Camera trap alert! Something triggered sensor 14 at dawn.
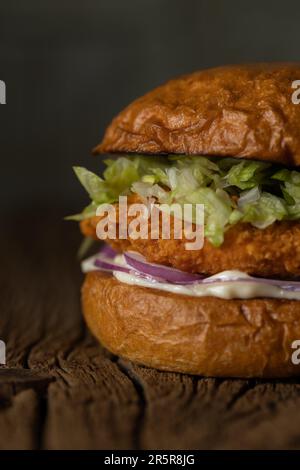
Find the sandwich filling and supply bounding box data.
[70,154,300,297]
[70,155,300,247]
[81,252,300,300]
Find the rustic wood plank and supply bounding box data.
[0,215,141,449]
[126,364,300,449]
[0,389,40,450]
[42,341,141,450]
[1,214,300,449]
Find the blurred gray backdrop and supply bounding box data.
[0,0,299,215]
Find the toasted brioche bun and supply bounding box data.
[82,272,300,378]
[95,63,300,166]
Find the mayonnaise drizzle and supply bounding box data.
[113,255,300,300]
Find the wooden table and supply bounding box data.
[1,214,300,450]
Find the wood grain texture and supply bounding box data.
[1,213,300,449]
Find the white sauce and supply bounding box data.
[82,253,300,300]
[112,255,300,301]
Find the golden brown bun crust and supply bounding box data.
[95,63,300,166]
[82,271,300,378]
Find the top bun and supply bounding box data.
[95,63,300,166]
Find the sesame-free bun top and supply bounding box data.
[95,63,300,166]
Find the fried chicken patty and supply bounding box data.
[80,198,300,279]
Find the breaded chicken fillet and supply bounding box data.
[80,201,300,279]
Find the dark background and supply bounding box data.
[0,0,300,217]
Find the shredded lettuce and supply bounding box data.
[240,192,287,228]
[73,157,166,204]
[186,187,233,246]
[67,156,168,220]
[225,160,271,189]
[70,155,300,247]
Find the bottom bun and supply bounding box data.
[82,272,300,378]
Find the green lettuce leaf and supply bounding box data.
[186,188,233,246]
[71,156,168,219]
[70,154,300,247]
[225,160,271,190]
[240,192,287,228]
[73,167,108,203]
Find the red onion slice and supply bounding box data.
[82,247,300,292]
[99,244,117,259]
[94,258,132,274]
[82,249,166,283]
[124,252,300,290]
[124,251,204,284]
[81,252,124,274]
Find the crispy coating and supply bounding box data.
[80,199,300,279]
